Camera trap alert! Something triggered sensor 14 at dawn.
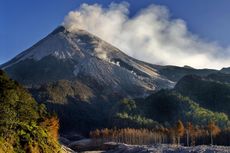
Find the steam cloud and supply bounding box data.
[64,2,230,69]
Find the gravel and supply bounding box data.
[105,144,230,153]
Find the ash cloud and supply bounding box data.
[63,2,230,69]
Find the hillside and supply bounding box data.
[154,65,217,82]
[175,74,230,116]
[0,70,61,153]
[143,90,229,127]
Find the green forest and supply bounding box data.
[0,70,60,153]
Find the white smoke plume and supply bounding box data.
[63,2,230,69]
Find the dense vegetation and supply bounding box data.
[175,74,230,116]
[144,90,229,127]
[3,68,230,147]
[31,79,94,104]
[44,101,109,134]
[0,70,61,153]
[30,78,230,146]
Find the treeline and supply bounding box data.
[90,128,167,145]
[90,121,230,146]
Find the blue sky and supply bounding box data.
[1,0,230,66]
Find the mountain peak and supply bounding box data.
[2,26,174,97]
[50,26,67,35]
[2,25,127,70]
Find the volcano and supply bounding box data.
[1,26,174,99]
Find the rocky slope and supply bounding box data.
[1,26,221,100]
[1,26,174,99]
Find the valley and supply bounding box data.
[1,26,230,152]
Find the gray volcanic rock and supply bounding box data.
[105,144,230,153]
[1,26,174,98]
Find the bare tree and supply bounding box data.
[208,122,221,145]
[186,122,193,146]
[176,120,185,146]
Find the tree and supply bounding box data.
[101,128,109,142]
[40,116,59,140]
[208,122,220,145]
[186,122,193,146]
[176,120,185,146]
[0,71,61,152]
[119,98,136,113]
[90,129,101,145]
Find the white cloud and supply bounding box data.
[63,2,230,69]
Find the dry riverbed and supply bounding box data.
[104,143,230,153]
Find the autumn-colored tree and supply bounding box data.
[101,128,109,141]
[190,124,198,146]
[89,128,167,145]
[94,129,101,139]
[88,125,229,146]
[176,120,185,146]
[90,129,100,138]
[208,122,221,145]
[40,116,59,140]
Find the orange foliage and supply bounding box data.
[40,116,59,141]
[208,122,221,136]
[175,120,185,145]
[90,128,168,145]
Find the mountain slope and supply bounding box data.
[1,26,173,98]
[0,70,61,152]
[152,65,218,82]
[142,90,229,127]
[175,75,230,116]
